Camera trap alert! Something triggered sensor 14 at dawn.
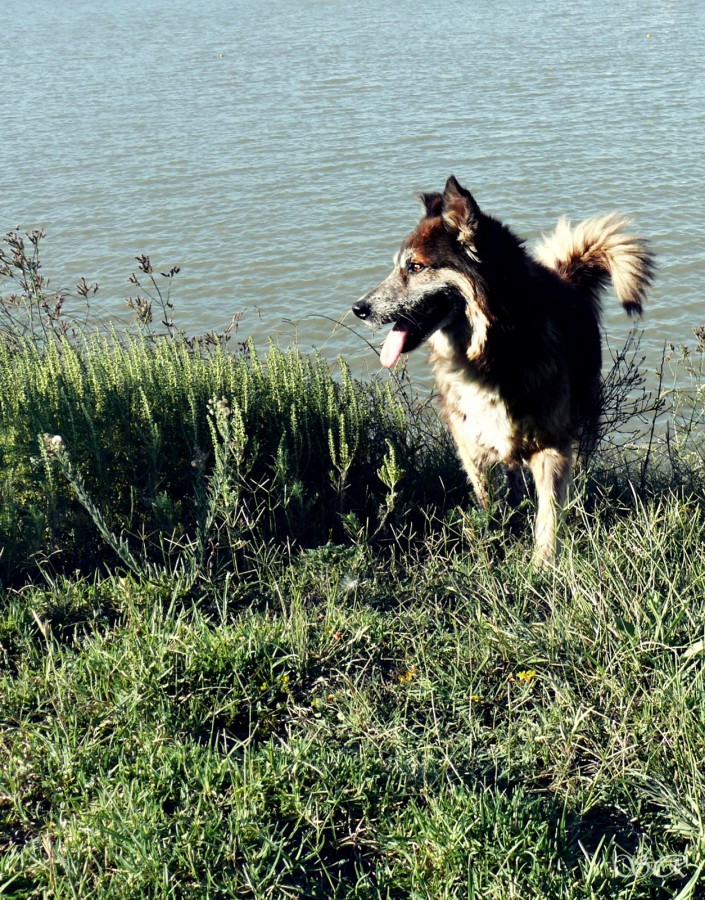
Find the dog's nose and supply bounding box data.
[352,299,372,320]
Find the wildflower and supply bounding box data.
[341,572,359,593]
[135,254,152,274]
[207,396,231,418]
[514,669,538,684]
[398,665,419,684]
[42,433,64,454]
[126,295,153,325]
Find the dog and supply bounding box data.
[352,176,654,564]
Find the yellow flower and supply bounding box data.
[398,665,419,684]
[514,669,537,684]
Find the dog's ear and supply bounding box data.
[414,191,444,218]
[441,175,480,244]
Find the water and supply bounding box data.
[1,0,703,386]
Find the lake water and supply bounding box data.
[1,0,703,386]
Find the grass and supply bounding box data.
[1,233,705,897]
[2,505,705,897]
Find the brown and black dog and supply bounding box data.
[353,176,654,564]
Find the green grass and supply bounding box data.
[2,501,705,897]
[1,250,705,896]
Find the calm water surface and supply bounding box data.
[1,0,703,384]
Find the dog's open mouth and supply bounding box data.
[379,289,460,368]
[381,321,434,368]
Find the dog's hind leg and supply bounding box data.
[529,447,573,566]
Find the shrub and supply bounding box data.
[0,330,467,585]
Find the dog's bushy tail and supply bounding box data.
[534,214,654,315]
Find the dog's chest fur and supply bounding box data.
[429,330,518,466]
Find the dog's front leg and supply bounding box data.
[454,449,491,510]
[467,462,492,510]
[443,417,491,508]
[528,447,573,565]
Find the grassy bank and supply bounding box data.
[2,238,705,897]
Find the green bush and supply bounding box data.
[0,333,465,585]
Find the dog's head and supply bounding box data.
[352,176,493,367]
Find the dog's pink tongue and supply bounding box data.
[380,325,408,368]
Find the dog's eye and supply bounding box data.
[407,261,426,274]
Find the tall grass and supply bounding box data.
[0,332,464,586]
[1,232,705,897]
